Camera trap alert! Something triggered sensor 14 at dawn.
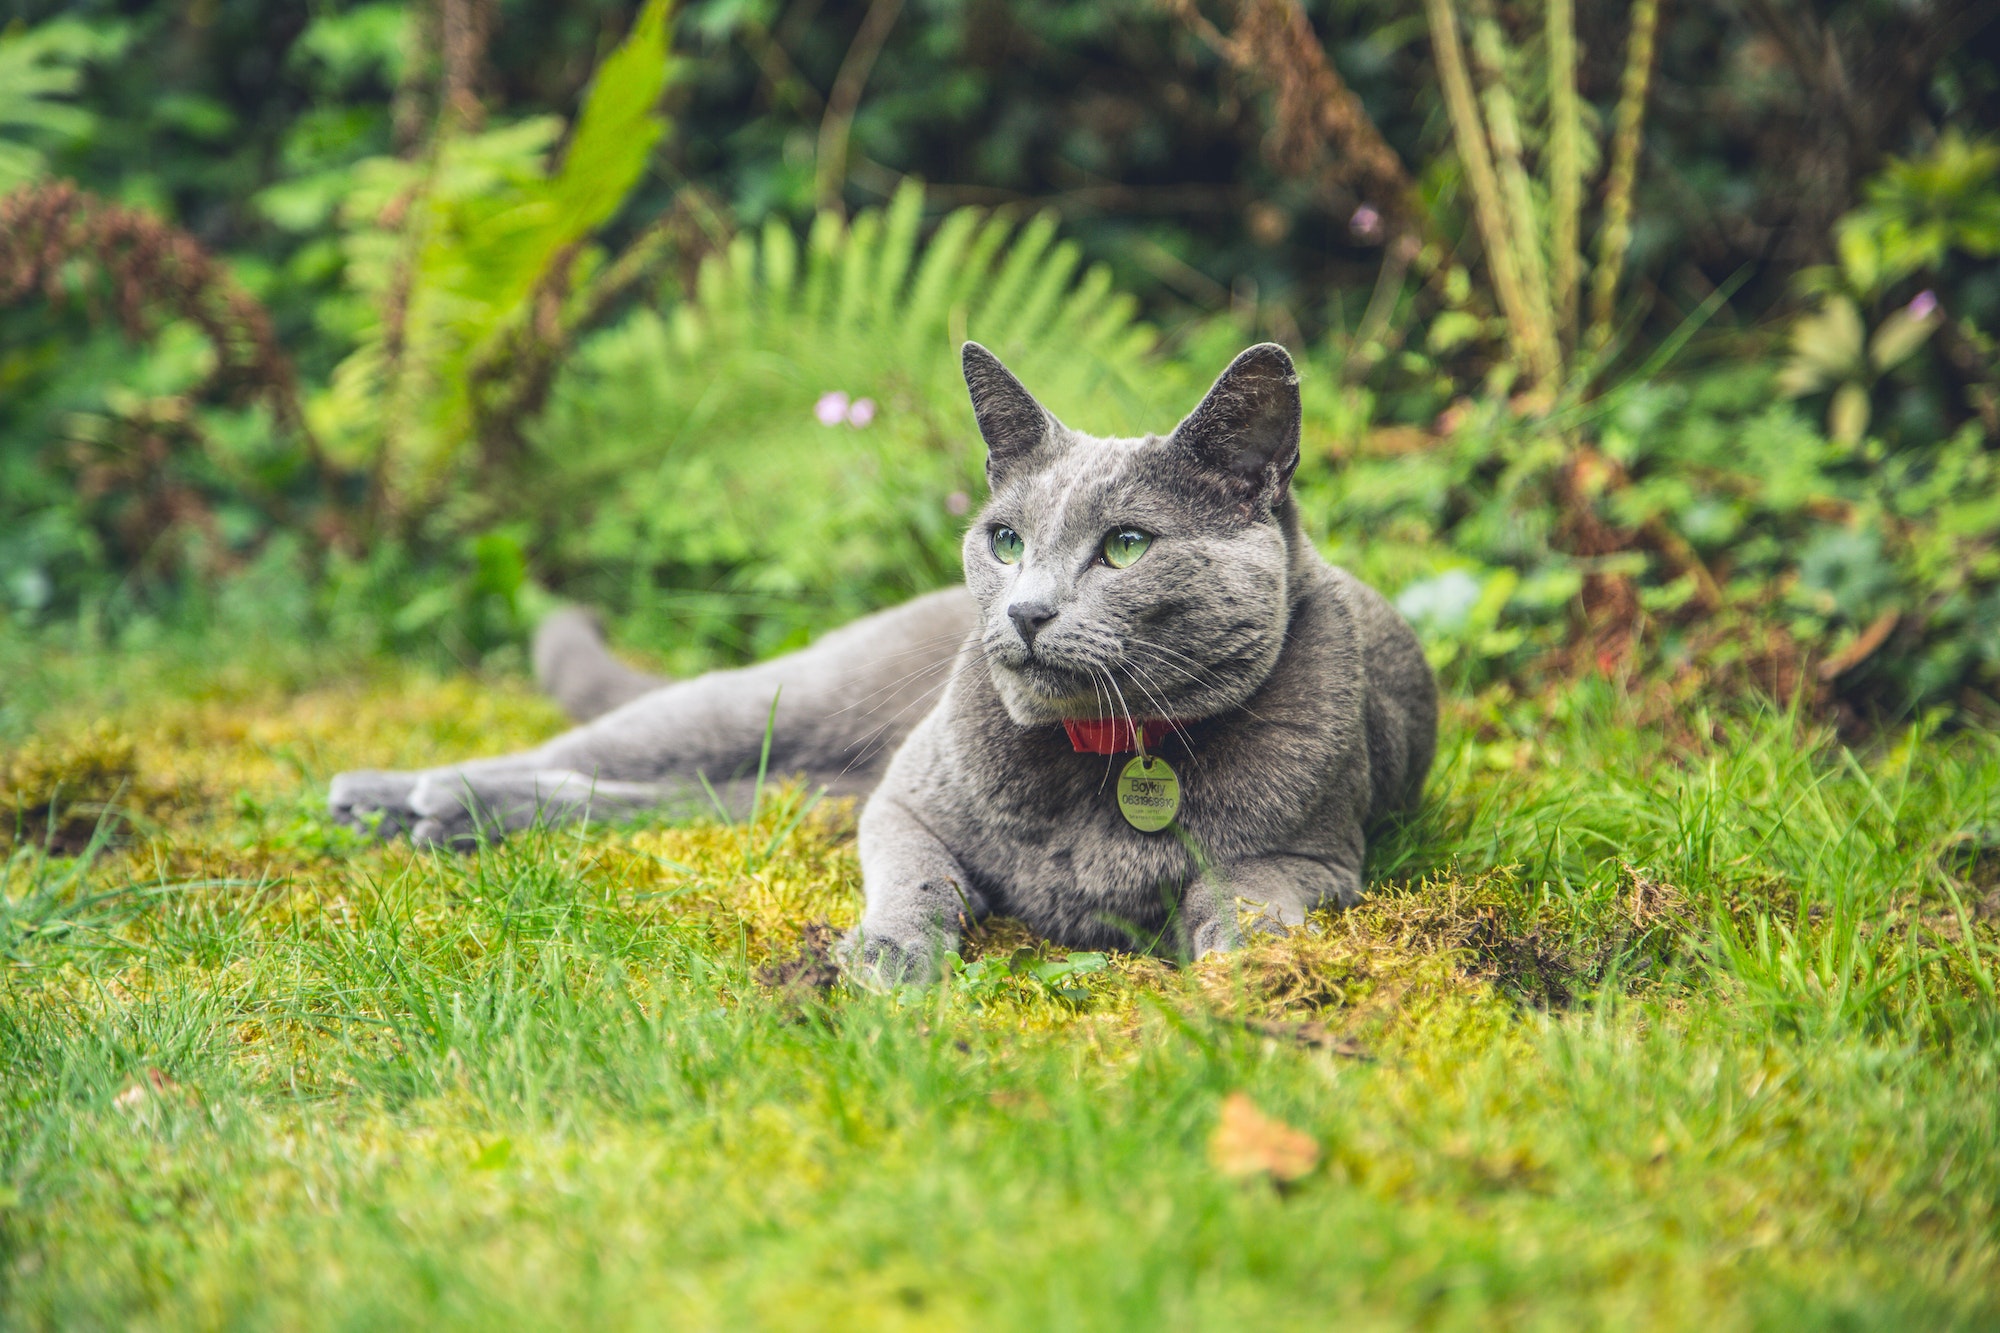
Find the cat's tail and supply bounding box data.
[531,607,670,722]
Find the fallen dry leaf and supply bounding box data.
[1208,1091,1321,1183]
[113,1067,184,1113]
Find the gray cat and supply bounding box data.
[328,342,1437,978]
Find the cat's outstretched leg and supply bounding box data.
[330,589,977,846]
[329,607,671,837]
[400,770,714,849]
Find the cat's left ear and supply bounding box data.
[1170,343,1301,509]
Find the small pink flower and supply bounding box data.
[945,490,971,516]
[814,391,850,426]
[1907,290,1939,321]
[1349,204,1383,242]
[846,397,876,427]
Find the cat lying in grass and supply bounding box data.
[330,342,1437,979]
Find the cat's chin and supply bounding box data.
[987,661,1101,726]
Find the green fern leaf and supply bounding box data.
[310,0,675,498]
[529,184,1174,661]
[0,19,128,190]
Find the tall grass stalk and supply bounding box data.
[1427,0,1664,390]
[1546,0,1583,350]
[1588,0,1660,351]
[1424,0,1559,388]
[1471,17,1560,386]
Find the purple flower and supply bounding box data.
[814,391,850,426]
[847,397,877,427]
[946,490,971,516]
[1906,290,1939,321]
[1349,204,1383,242]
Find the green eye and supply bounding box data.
[991,527,1024,564]
[1102,528,1153,569]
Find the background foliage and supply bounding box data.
[5,6,2000,1324]
[0,0,1997,713]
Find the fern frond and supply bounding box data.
[898,206,981,361]
[872,181,925,322]
[761,217,798,304]
[0,18,128,190]
[976,213,1061,356]
[801,211,844,327]
[314,0,675,503]
[832,209,881,336]
[530,184,1170,657]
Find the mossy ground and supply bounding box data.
[4,644,1999,1329]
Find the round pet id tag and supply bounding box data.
[1117,755,1180,832]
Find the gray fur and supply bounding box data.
[327,342,1436,978]
[533,607,668,722]
[329,589,976,846]
[848,342,1434,979]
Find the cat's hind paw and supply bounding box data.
[327,770,423,840]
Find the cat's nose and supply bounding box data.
[1008,600,1058,646]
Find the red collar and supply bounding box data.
[1062,717,1182,755]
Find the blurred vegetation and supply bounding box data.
[0,0,1997,718]
[5,9,2000,1320]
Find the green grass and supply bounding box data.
[3,645,1999,1330]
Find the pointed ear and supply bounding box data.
[1170,343,1302,507]
[963,341,1055,483]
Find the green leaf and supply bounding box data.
[1840,132,2000,290]
[1828,382,1871,446]
[1781,298,1866,398]
[0,17,128,189]
[1868,302,1941,372]
[311,0,676,496]
[1834,222,1879,295]
[1427,310,1485,354]
[543,0,674,254]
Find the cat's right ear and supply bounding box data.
[963,342,1054,483]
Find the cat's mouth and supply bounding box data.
[997,656,1100,707]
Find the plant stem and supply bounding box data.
[1342,231,1418,385]
[1547,0,1582,353]
[815,0,906,217]
[1424,0,1559,389]
[1589,0,1660,352]
[1472,16,1561,388]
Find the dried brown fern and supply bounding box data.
[0,180,326,469]
[1162,0,1427,238]
[0,180,353,563]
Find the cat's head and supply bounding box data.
[960,341,1303,727]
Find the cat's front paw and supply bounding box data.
[1188,915,1241,960]
[836,927,942,989]
[1188,901,1300,959]
[328,770,422,840]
